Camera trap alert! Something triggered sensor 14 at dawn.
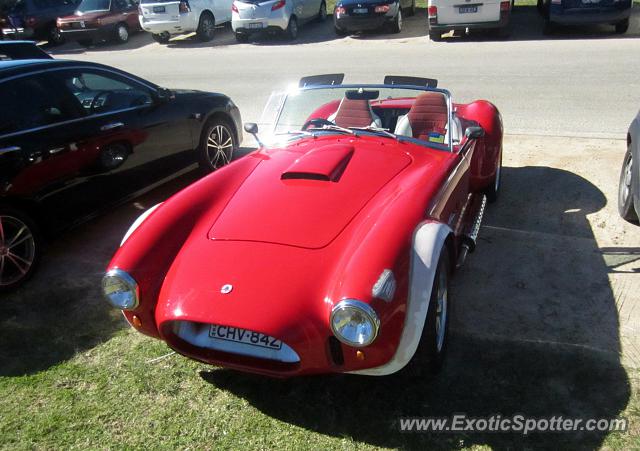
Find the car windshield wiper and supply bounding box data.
[348,126,402,141]
[319,124,356,135]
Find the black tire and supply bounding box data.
[484,150,502,203]
[0,208,42,292]
[114,22,129,44]
[618,145,639,222]
[235,32,249,42]
[408,0,416,16]
[410,247,451,374]
[78,38,93,47]
[391,8,402,33]
[429,30,442,41]
[152,32,170,43]
[334,25,347,36]
[47,24,64,46]
[318,0,327,21]
[196,12,216,42]
[615,18,629,34]
[285,16,298,40]
[198,117,237,172]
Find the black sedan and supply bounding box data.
[333,0,414,35]
[0,58,243,290]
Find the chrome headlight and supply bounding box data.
[330,299,380,347]
[102,269,139,310]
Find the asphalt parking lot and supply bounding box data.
[2,4,640,449]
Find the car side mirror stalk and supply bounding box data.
[244,122,264,147]
[155,87,174,103]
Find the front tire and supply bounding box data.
[196,12,216,42]
[391,8,402,33]
[199,118,237,172]
[152,32,170,44]
[285,16,298,40]
[618,145,639,222]
[114,22,129,43]
[615,18,629,34]
[0,208,42,292]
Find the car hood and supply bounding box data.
[208,138,412,249]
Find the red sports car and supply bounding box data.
[102,75,503,377]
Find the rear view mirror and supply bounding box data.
[465,126,485,140]
[244,122,258,135]
[155,87,174,102]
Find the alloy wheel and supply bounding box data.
[620,153,633,206]
[118,25,129,42]
[0,215,36,288]
[207,125,234,169]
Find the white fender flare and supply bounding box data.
[120,203,162,247]
[349,221,452,376]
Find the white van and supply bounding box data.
[427,0,512,40]
[139,0,232,43]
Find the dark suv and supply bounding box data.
[1,0,80,44]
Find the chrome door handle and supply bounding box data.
[100,122,124,131]
[0,146,20,156]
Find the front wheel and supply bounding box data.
[0,208,42,292]
[618,145,638,222]
[285,16,298,40]
[152,32,170,43]
[199,118,237,172]
[391,8,402,33]
[615,18,629,34]
[196,13,215,42]
[114,23,129,43]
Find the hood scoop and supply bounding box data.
[281,144,354,182]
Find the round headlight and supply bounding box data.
[330,299,380,347]
[102,269,139,310]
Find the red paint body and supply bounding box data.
[108,96,503,377]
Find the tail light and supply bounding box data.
[179,1,190,13]
[271,0,285,11]
[335,6,346,14]
[231,2,238,12]
[374,4,390,12]
[500,1,510,11]
[427,5,437,17]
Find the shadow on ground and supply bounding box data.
[201,165,631,449]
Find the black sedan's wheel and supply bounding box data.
[115,23,129,43]
[391,8,402,33]
[152,32,170,44]
[196,12,216,42]
[618,145,638,222]
[199,118,237,171]
[0,209,41,292]
[285,16,298,40]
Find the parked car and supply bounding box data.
[0,40,51,59]
[0,0,80,44]
[0,58,243,291]
[231,0,326,42]
[538,0,631,34]
[619,112,639,223]
[427,0,512,40]
[333,0,414,35]
[57,0,141,46]
[102,74,503,377]
[138,0,232,43]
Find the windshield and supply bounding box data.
[259,85,453,150]
[77,0,110,12]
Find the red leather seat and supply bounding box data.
[407,92,448,141]
[333,98,376,128]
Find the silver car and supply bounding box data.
[231,0,326,41]
[619,111,640,224]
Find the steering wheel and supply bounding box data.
[90,91,111,112]
[302,118,335,131]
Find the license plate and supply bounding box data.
[153,6,165,13]
[459,5,478,13]
[209,324,282,350]
[248,22,263,29]
[353,7,368,13]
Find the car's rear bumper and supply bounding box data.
[232,16,289,32]
[429,12,510,30]
[549,5,631,25]
[334,13,395,31]
[139,15,196,35]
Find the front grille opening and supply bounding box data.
[328,336,344,366]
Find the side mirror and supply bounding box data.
[465,126,485,140]
[244,122,263,147]
[155,87,174,103]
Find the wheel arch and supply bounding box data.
[0,197,48,238]
[202,110,239,145]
